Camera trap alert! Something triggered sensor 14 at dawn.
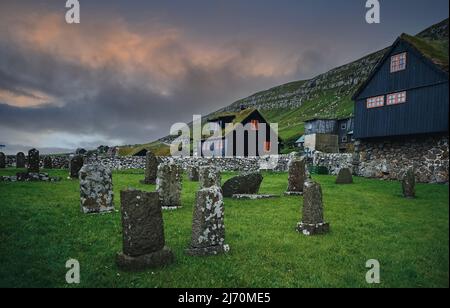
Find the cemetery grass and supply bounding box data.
[0,168,448,288]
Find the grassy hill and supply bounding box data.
[121,18,449,155]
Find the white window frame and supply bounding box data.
[366,95,385,109]
[390,52,407,73]
[387,91,407,106]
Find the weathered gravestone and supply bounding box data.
[156,160,183,209]
[28,149,40,173]
[16,152,26,168]
[187,166,199,182]
[221,172,263,198]
[140,151,158,184]
[116,189,174,271]
[186,185,229,256]
[79,164,114,214]
[43,156,53,169]
[335,168,353,184]
[402,167,416,199]
[199,166,221,189]
[296,180,330,236]
[70,155,84,178]
[0,152,5,169]
[285,157,307,195]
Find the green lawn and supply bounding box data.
[0,168,448,288]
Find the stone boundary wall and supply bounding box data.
[312,152,353,175]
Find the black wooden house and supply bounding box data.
[353,33,449,139]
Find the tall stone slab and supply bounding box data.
[156,160,183,209]
[402,167,416,199]
[70,155,84,178]
[28,149,40,173]
[43,156,53,169]
[199,166,221,189]
[335,168,353,184]
[285,157,307,195]
[187,166,200,182]
[140,151,158,184]
[116,189,174,271]
[16,152,26,168]
[296,180,330,236]
[79,164,114,214]
[0,152,5,169]
[186,185,229,256]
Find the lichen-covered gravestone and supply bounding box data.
[79,164,114,214]
[296,180,330,236]
[335,168,353,184]
[28,149,40,173]
[187,166,199,182]
[43,156,53,169]
[70,155,84,178]
[186,185,229,256]
[140,151,158,184]
[402,167,416,199]
[156,160,183,209]
[285,157,307,195]
[199,166,221,189]
[16,152,26,168]
[116,189,174,271]
[221,172,263,197]
[0,152,5,169]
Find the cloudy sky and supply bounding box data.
[0,0,448,154]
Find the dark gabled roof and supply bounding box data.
[352,34,449,100]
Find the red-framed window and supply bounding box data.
[387,91,407,105]
[264,141,271,152]
[390,52,407,72]
[250,120,259,130]
[366,95,385,109]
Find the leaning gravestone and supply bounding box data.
[199,166,221,189]
[296,180,330,236]
[0,152,5,169]
[221,172,263,198]
[79,164,114,214]
[43,156,53,169]
[402,167,416,199]
[186,185,229,256]
[140,151,158,184]
[285,157,307,195]
[70,155,84,178]
[16,152,26,168]
[335,168,353,184]
[28,149,40,173]
[116,189,174,271]
[156,160,183,209]
[187,166,199,182]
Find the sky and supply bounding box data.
[0,0,448,154]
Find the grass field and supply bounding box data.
[0,168,448,288]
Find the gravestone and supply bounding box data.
[221,172,263,198]
[187,166,199,182]
[79,164,114,214]
[0,152,5,169]
[140,151,158,184]
[16,152,26,168]
[43,156,53,169]
[156,160,183,209]
[70,155,84,178]
[335,168,353,184]
[116,189,174,271]
[296,180,330,236]
[402,167,416,199]
[199,166,221,189]
[186,185,229,256]
[28,149,40,173]
[285,157,307,195]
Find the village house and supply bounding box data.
[352,33,449,182]
[198,107,280,157]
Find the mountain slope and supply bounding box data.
[123,18,449,155]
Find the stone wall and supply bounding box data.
[312,152,353,175]
[354,134,449,183]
